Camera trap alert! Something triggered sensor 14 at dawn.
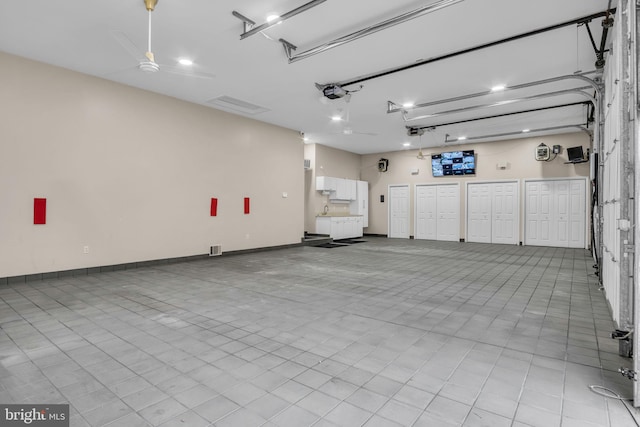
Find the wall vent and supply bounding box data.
[304,159,311,170]
[206,96,270,115]
[209,245,222,256]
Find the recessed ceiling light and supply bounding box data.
[402,102,415,108]
[458,136,467,141]
[403,142,411,147]
[331,115,342,122]
[522,129,530,133]
[491,84,506,92]
[266,14,281,23]
[178,58,193,66]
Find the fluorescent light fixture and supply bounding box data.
[178,58,193,66]
[522,129,530,133]
[266,14,281,23]
[403,142,411,147]
[458,136,467,141]
[402,102,415,108]
[491,84,506,92]
[331,115,342,121]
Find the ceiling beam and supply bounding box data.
[327,9,616,89]
[406,101,590,131]
[233,0,327,40]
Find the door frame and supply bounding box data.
[388,184,410,239]
[523,177,589,249]
[465,179,520,244]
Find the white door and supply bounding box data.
[467,183,492,243]
[492,182,518,245]
[554,180,570,246]
[526,181,553,246]
[415,185,437,240]
[568,180,586,248]
[389,185,410,238]
[437,185,460,241]
[525,179,586,248]
[467,182,518,244]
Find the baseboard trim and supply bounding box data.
[1,242,304,285]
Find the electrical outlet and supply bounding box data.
[83,246,89,254]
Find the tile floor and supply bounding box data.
[0,237,638,426]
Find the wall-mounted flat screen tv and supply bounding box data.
[566,146,585,163]
[432,150,475,176]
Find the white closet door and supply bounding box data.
[568,180,586,248]
[389,185,410,238]
[437,185,460,241]
[525,179,586,248]
[554,180,570,246]
[492,182,518,244]
[467,184,492,243]
[526,181,553,246]
[415,185,437,240]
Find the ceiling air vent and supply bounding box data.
[206,95,269,115]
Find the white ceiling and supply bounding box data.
[0,0,613,154]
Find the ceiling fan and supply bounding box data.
[408,127,436,159]
[110,0,215,79]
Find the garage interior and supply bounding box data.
[1,0,639,426]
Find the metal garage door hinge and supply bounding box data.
[619,367,637,381]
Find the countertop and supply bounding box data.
[316,213,363,217]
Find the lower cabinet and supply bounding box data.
[316,216,363,240]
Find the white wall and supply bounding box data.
[360,133,591,240]
[0,52,304,278]
[304,143,361,233]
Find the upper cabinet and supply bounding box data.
[316,176,337,192]
[333,178,357,201]
[316,176,358,202]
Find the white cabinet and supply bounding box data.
[350,181,369,227]
[316,176,337,192]
[315,216,364,240]
[331,178,357,202]
[316,176,358,202]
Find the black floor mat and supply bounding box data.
[334,239,367,244]
[313,242,350,248]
